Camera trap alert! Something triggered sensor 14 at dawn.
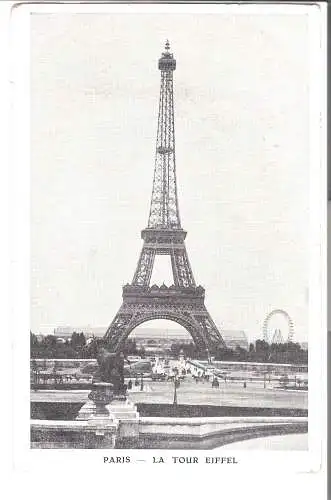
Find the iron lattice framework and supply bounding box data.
[148,41,180,230]
[104,42,226,356]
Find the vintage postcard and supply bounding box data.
[9,0,326,485]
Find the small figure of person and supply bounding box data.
[128,379,132,390]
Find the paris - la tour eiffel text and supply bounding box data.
[104,42,226,358]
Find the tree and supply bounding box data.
[79,332,86,347]
[235,346,247,361]
[170,343,181,357]
[30,331,38,347]
[255,339,269,353]
[182,342,199,359]
[214,347,236,361]
[138,346,146,358]
[70,332,79,349]
[43,335,57,347]
[123,339,138,356]
[31,359,39,383]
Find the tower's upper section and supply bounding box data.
[158,40,176,71]
[147,41,181,230]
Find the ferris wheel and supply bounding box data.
[262,309,295,343]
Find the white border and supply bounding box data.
[8,0,327,484]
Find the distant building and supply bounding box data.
[221,330,249,351]
[131,328,192,350]
[56,337,66,344]
[53,326,106,339]
[53,325,249,351]
[272,329,284,344]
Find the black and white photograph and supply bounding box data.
[8,1,326,473]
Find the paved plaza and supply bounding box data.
[31,377,307,410]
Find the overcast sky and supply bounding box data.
[31,11,311,342]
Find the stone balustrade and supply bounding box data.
[31,414,307,450]
[31,419,118,449]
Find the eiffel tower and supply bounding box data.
[104,42,226,357]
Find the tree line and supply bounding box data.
[172,339,308,365]
[30,332,307,365]
[30,332,146,359]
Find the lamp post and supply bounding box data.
[173,368,179,407]
[140,373,144,392]
[220,377,222,406]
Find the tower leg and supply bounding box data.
[104,308,136,353]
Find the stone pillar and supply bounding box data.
[107,395,140,448]
[76,384,140,448]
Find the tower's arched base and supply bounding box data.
[104,284,226,356]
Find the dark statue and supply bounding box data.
[85,339,128,395]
